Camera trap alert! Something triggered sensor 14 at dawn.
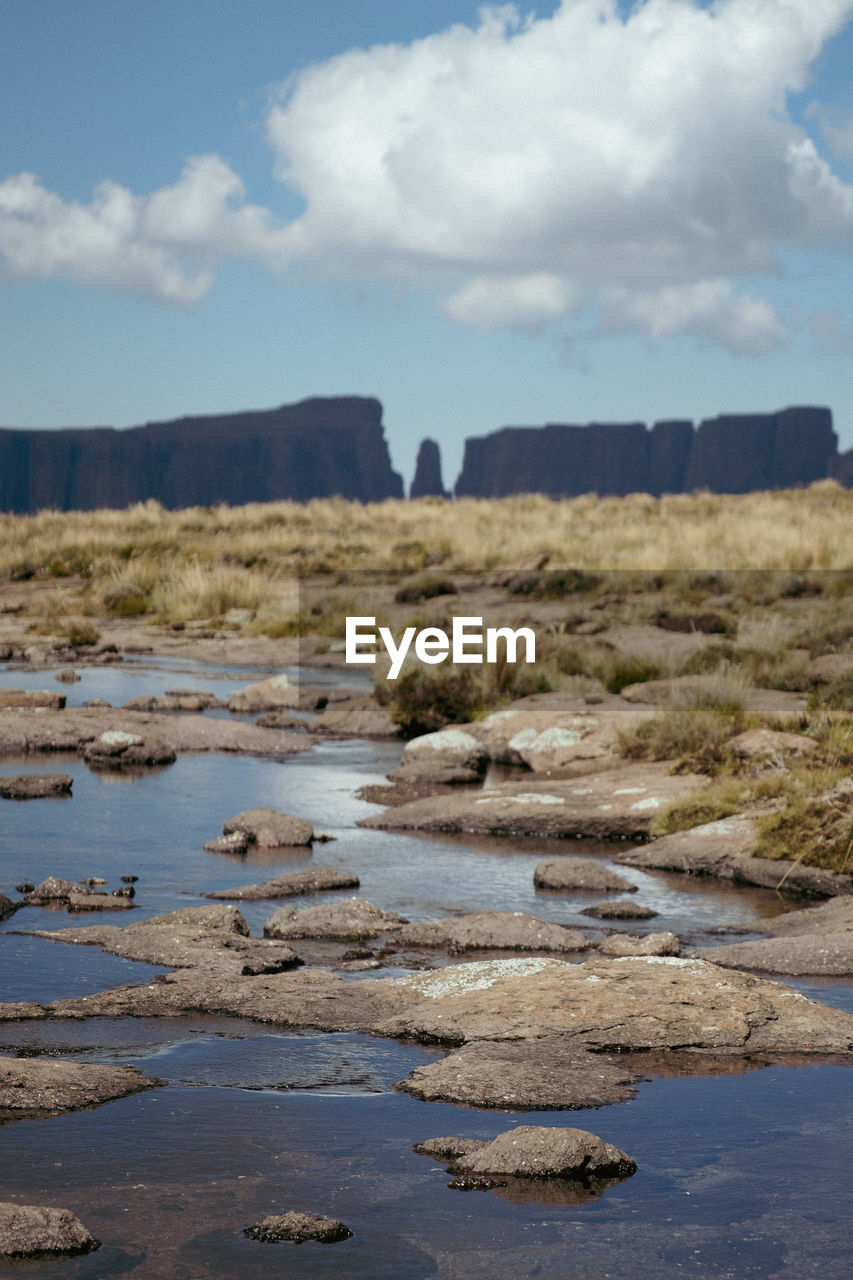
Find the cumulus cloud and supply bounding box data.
[2,0,853,350]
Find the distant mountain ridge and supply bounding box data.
[0,398,846,513]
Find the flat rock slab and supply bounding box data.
[693,933,853,976]
[0,706,314,759]
[399,1036,639,1109]
[0,1204,99,1257]
[581,900,658,920]
[15,956,853,1069]
[453,1125,636,1180]
[762,896,853,937]
[534,857,637,892]
[617,816,853,898]
[392,910,589,954]
[598,932,680,957]
[243,1212,352,1243]
[0,773,72,799]
[203,866,360,901]
[0,1055,157,1122]
[31,904,302,976]
[222,807,314,848]
[359,764,706,840]
[619,677,808,720]
[373,956,853,1053]
[264,897,407,941]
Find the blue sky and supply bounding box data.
[2,0,853,488]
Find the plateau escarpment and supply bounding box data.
[0,396,403,513]
[453,406,837,498]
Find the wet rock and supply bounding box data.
[598,932,680,957]
[243,1211,352,1243]
[26,877,79,903]
[414,1136,487,1159]
[0,1203,100,1257]
[123,693,224,712]
[121,875,138,883]
[222,807,314,848]
[0,1055,157,1121]
[228,674,297,713]
[0,894,15,921]
[452,1125,636,1181]
[82,730,176,768]
[55,668,81,684]
[204,831,250,855]
[0,689,65,709]
[617,816,853,897]
[264,897,407,941]
[0,773,73,799]
[31,904,300,976]
[256,710,309,730]
[534,857,637,892]
[400,1037,639,1108]
[763,896,853,937]
[25,877,135,912]
[360,763,706,840]
[311,696,398,738]
[581,900,658,920]
[67,892,135,913]
[393,910,589,954]
[204,866,360,901]
[15,882,34,894]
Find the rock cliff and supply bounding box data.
[409,438,448,498]
[0,397,404,513]
[454,407,836,498]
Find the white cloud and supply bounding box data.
[2,0,853,351]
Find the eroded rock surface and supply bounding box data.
[618,816,853,898]
[453,1125,636,1180]
[264,897,407,941]
[204,866,359,901]
[360,764,706,840]
[598,932,680,957]
[392,910,589,954]
[0,1204,99,1257]
[311,697,398,738]
[0,1055,157,1122]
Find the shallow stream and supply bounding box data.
[1,659,852,1278]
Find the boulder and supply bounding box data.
[0,1203,99,1257]
[0,689,65,709]
[729,728,817,762]
[394,727,487,784]
[203,866,360,901]
[222,807,313,848]
[533,857,637,892]
[311,697,398,738]
[264,897,407,941]
[598,932,680,957]
[452,1125,636,1180]
[392,910,589,954]
[243,1212,352,1243]
[470,695,656,775]
[0,773,72,799]
[359,763,707,840]
[0,1055,157,1121]
[581,900,658,920]
[401,1037,639,1109]
[228,674,296,713]
[82,731,176,768]
[0,894,15,921]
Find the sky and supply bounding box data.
[2,0,853,489]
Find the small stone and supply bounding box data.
[581,900,658,920]
[121,875,139,883]
[533,857,637,893]
[242,1211,352,1243]
[204,831,249,855]
[15,883,34,895]
[598,931,681,957]
[55,669,81,684]
[414,1137,488,1160]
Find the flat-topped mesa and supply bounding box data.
[0,396,404,513]
[454,407,837,498]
